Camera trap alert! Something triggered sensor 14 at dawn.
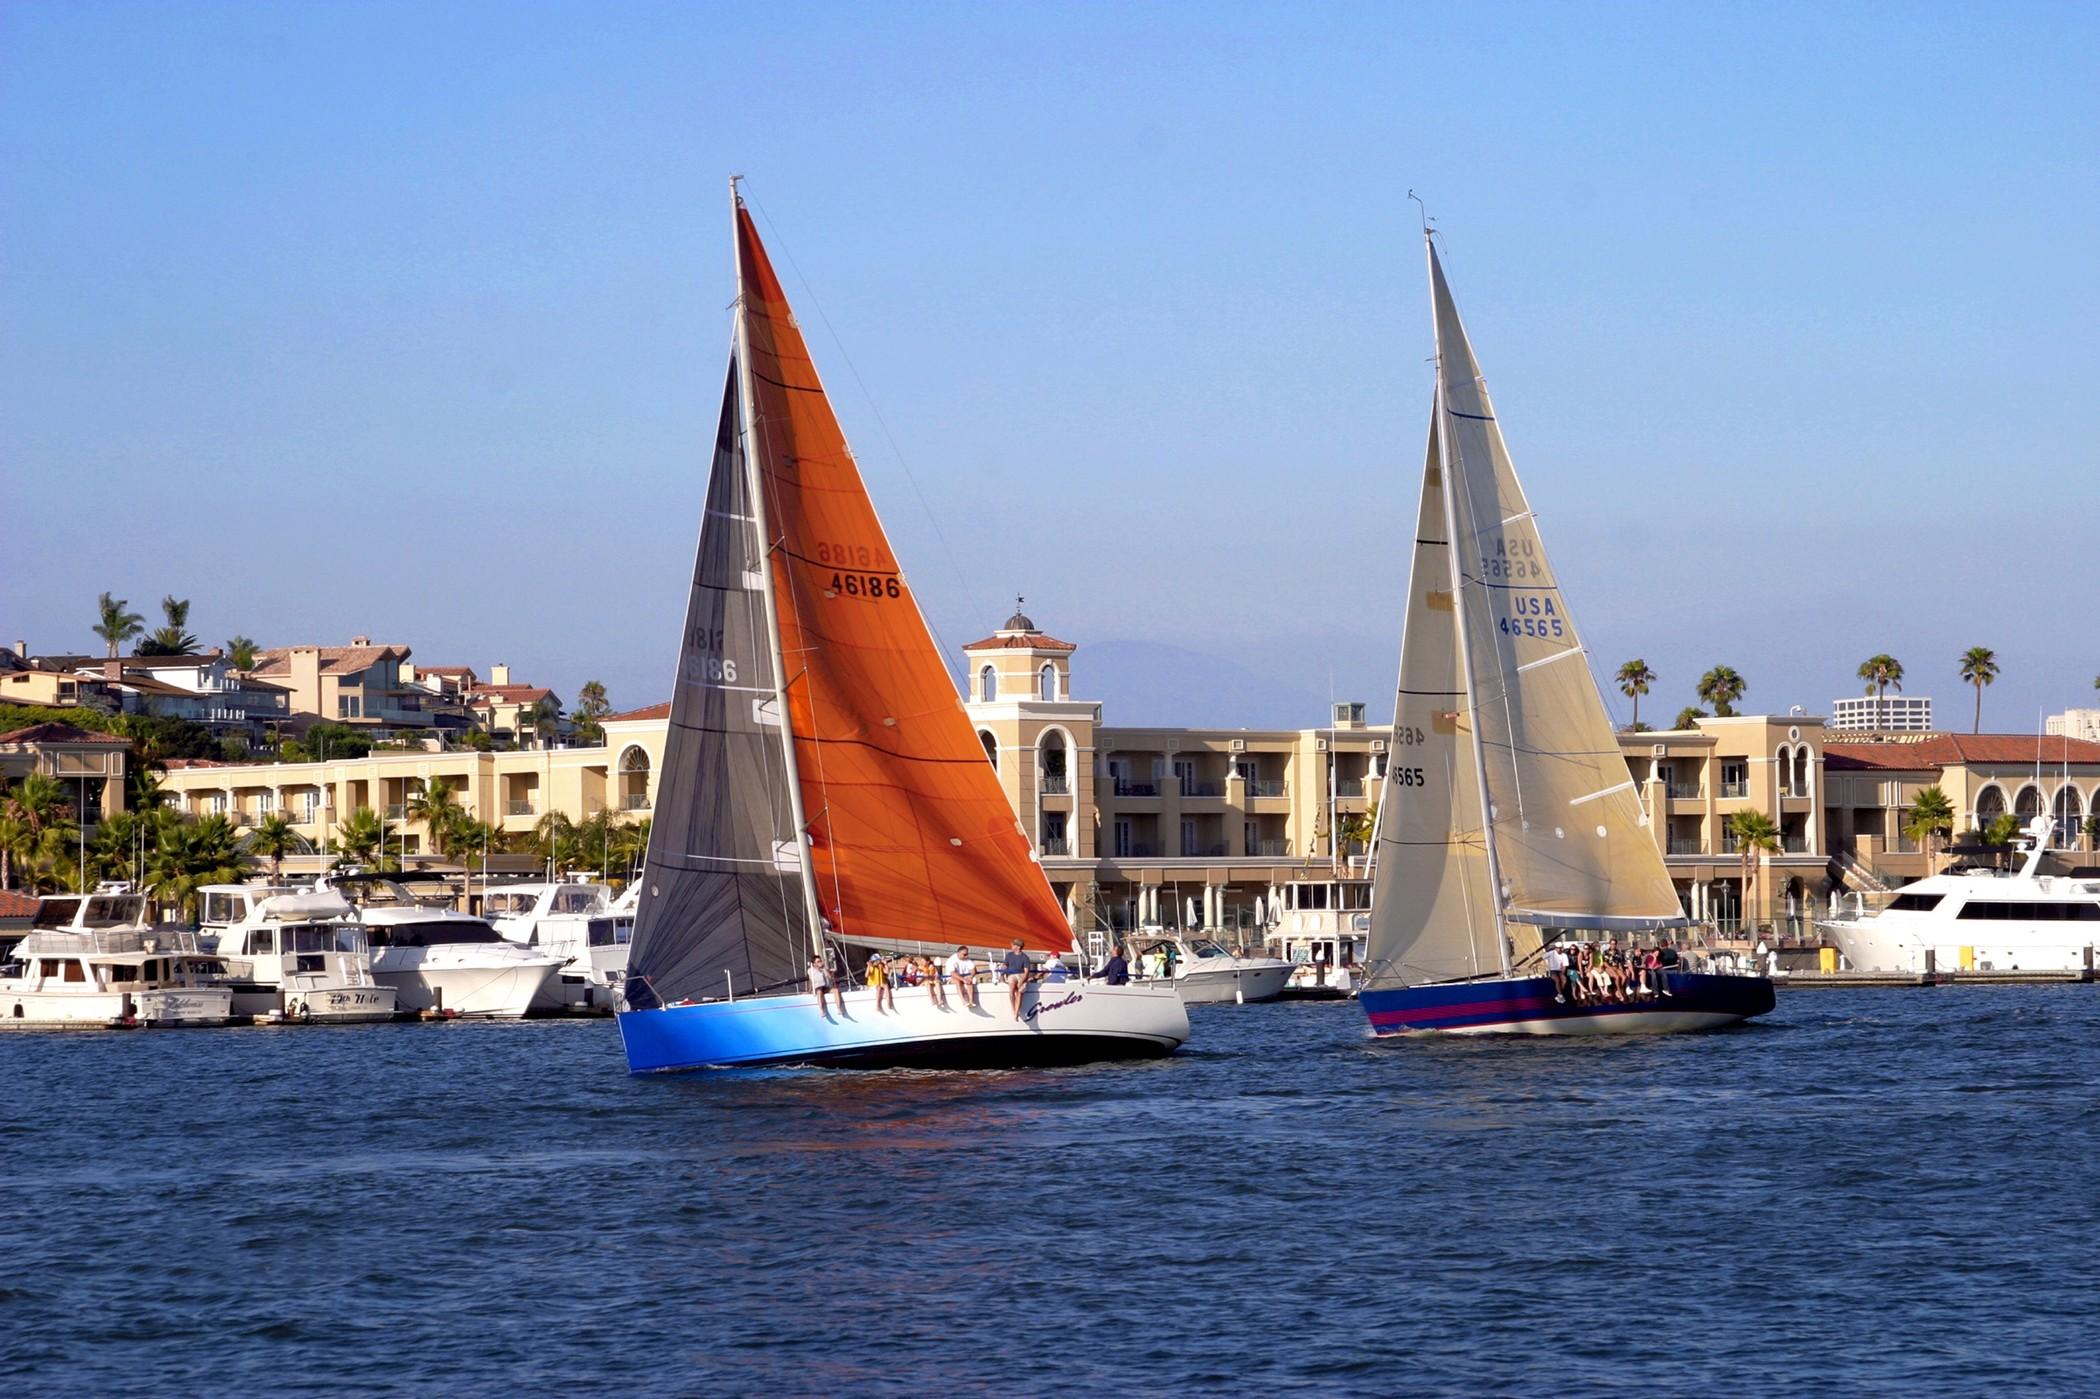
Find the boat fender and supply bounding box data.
[297,1001,314,1024]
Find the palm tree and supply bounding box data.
[1615,660,1655,731]
[335,807,384,866]
[126,764,170,813]
[6,772,75,845]
[1903,786,1956,871]
[572,680,610,744]
[2084,813,2100,852]
[1696,666,1745,718]
[138,595,200,657]
[1672,706,1708,731]
[1857,654,1904,733]
[530,810,580,875]
[524,696,561,748]
[145,813,243,919]
[0,809,28,890]
[1957,647,1998,734]
[1727,809,1780,933]
[93,592,145,657]
[225,636,259,671]
[247,812,301,880]
[1982,811,2022,848]
[407,780,466,857]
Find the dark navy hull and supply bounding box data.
[1361,971,1774,1036]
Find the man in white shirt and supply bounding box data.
[943,945,978,1009]
[1545,945,1569,1004]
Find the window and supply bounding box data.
[1954,901,2100,922]
[1243,820,1257,855]
[1038,664,1058,701]
[978,665,997,701]
[1113,819,1133,859]
[980,731,998,770]
[1041,811,1068,854]
[252,929,276,955]
[1180,818,1197,856]
[366,919,506,948]
[553,888,597,914]
[1340,882,1373,911]
[1887,892,1944,913]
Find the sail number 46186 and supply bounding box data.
[830,572,901,600]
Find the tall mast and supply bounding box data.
[730,176,827,957]
[1427,232,1512,978]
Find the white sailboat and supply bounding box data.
[1358,230,1774,1036]
[616,182,1188,1071]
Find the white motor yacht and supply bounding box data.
[1,888,234,1028]
[482,880,631,1013]
[1821,816,2100,973]
[1133,931,1295,1004]
[324,875,561,1018]
[207,887,397,1023]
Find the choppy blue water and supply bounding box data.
[5,989,2099,1396]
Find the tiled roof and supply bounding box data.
[604,702,670,723]
[108,651,224,669]
[469,685,554,704]
[420,665,477,675]
[1824,733,2100,771]
[0,722,126,746]
[0,889,40,920]
[252,644,406,676]
[960,632,1077,652]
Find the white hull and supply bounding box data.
[1822,918,2098,975]
[620,979,1190,1071]
[1,986,234,1029]
[1171,961,1295,1004]
[281,982,398,1024]
[372,951,561,1019]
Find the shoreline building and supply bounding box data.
[1829,694,1933,733]
[2045,708,2100,744]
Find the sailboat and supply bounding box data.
[615,182,1190,1071]
[1357,231,1775,1036]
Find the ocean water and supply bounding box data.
[5,989,2099,1396]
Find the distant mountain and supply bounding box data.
[1069,639,1337,730]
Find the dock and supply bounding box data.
[1778,968,2099,989]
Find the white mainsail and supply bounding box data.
[1368,235,1685,987]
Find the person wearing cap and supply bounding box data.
[1002,938,1034,1018]
[1040,952,1069,983]
[866,953,894,1014]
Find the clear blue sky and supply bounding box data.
[5,2,2096,730]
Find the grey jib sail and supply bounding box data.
[624,356,811,1007]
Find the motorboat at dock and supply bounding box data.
[0,889,235,1028]
[324,874,560,1019]
[1132,932,1295,1004]
[204,885,397,1023]
[483,879,630,1013]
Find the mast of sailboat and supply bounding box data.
[1425,230,1512,978]
[729,175,828,961]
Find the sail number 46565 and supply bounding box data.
[1391,767,1428,787]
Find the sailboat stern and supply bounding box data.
[1361,972,1774,1037]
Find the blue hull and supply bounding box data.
[1361,972,1774,1036]
[617,986,1187,1073]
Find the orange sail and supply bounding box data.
[733,204,1072,955]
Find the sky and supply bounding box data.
[4,2,2097,731]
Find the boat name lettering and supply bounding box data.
[1022,991,1082,1021]
[829,572,901,601]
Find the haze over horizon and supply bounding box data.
[6,3,2096,736]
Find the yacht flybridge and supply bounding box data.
[615,183,1188,1071]
[1355,230,1773,1036]
[1821,816,2100,972]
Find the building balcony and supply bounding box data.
[1040,774,1069,795]
[1667,838,1706,855]
[1181,843,1229,858]
[622,795,652,811]
[1114,843,1158,859]
[1253,839,1291,857]
[1245,779,1287,798]
[508,800,536,817]
[1719,780,1749,799]
[1177,780,1223,798]
[1782,836,1810,853]
[1112,779,1159,798]
[1040,838,1071,856]
[1666,783,1702,800]
[384,804,406,820]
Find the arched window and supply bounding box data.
[1038,663,1059,701]
[980,730,999,770]
[978,664,997,702]
[618,745,652,811]
[1775,745,1794,797]
[2014,785,2044,827]
[2054,785,2085,846]
[1038,729,1069,793]
[1975,784,2007,830]
[1794,746,1810,797]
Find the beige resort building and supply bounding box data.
[143,609,2100,938]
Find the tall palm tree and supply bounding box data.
[247,812,301,880]
[126,764,170,813]
[572,680,610,744]
[139,595,200,657]
[93,592,145,657]
[1696,667,1745,718]
[1957,647,1998,734]
[1903,786,1956,872]
[225,636,259,671]
[1857,654,1904,733]
[1727,809,1781,933]
[407,780,466,857]
[1615,660,1656,731]
[335,807,384,865]
[0,809,28,890]
[6,772,75,843]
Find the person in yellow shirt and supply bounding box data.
[866,953,894,1014]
